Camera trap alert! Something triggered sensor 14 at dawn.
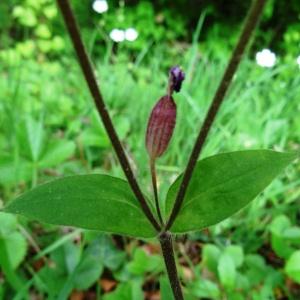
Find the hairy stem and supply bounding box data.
[150,158,164,225]
[56,0,160,231]
[159,232,184,300]
[166,0,267,230]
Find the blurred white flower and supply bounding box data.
[109,29,125,42]
[125,28,138,41]
[255,49,276,68]
[297,55,300,67]
[92,0,108,14]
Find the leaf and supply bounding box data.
[244,254,267,286]
[39,140,76,168]
[225,245,244,268]
[92,235,126,270]
[4,175,156,238]
[285,251,300,283]
[160,276,174,300]
[269,215,291,236]
[0,154,32,186]
[218,253,236,290]
[270,215,296,259]
[73,239,104,290]
[5,232,27,269]
[25,116,44,162]
[102,281,143,300]
[166,150,297,233]
[127,248,163,275]
[202,244,221,274]
[190,279,220,299]
[0,213,27,269]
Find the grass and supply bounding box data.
[0,39,300,298]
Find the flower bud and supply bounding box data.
[145,66,185,159]
[146,95,176,159]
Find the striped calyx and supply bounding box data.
[146,66,184,159]
[146,95,177,159]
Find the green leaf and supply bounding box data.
[218,253,236,290]
[4,232,27,269]
[202,244,221,274]
[285,251,300,283]
[270,215,296,259]
[128,248,163,275]
[25,116,44,162]
[190,279,220,299]
[166,150,296,233]
[102,281,143,300]
[39,140,75,168]
[160,276,174,300]
[0,213,27,269]
[225,245,244,268]
[73,239,104,290]
[5,175,156,238]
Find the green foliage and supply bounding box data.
[0,213,27,291]
[4,175,156,238]
[166,150,296,233]
[285,251,300,284]
[127,248,163,275]
[0,213,27,270]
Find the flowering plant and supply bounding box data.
[3,0,298,299]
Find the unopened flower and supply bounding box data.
[146,66,185,159]
[146,95,177,159]
[169,66,185,93]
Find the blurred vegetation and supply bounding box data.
[0,0,300,299]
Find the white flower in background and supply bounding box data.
[255,49,276,68]
[109,29,125,42]
[92,0,108,14]
[297,55,300,67]
[125,28,138,41]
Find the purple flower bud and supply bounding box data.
[146,95,176,159]
[169,66,185,93]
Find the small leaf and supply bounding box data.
[190,279,220,299]
[225,245,244,268]
[73,239,104,290]
[285,251,300,283]
[202,244,221,274]
[39,140,75,168]
[128,248,163,275]
[5,175,156,238]
[0,213,27,269]
[160,276,174,300]
[218,253,236,290]
[269,215,291,236]
[4,232,27,269]
[166,150,297,233]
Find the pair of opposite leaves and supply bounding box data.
[4,150,297,238]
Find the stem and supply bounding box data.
[159,232,184,300]
[56,0,160,232]
[165,0,267,230]
[150,158,164,226]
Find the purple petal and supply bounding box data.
[170,66,185,93]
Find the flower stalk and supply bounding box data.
[145,66,185,225]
